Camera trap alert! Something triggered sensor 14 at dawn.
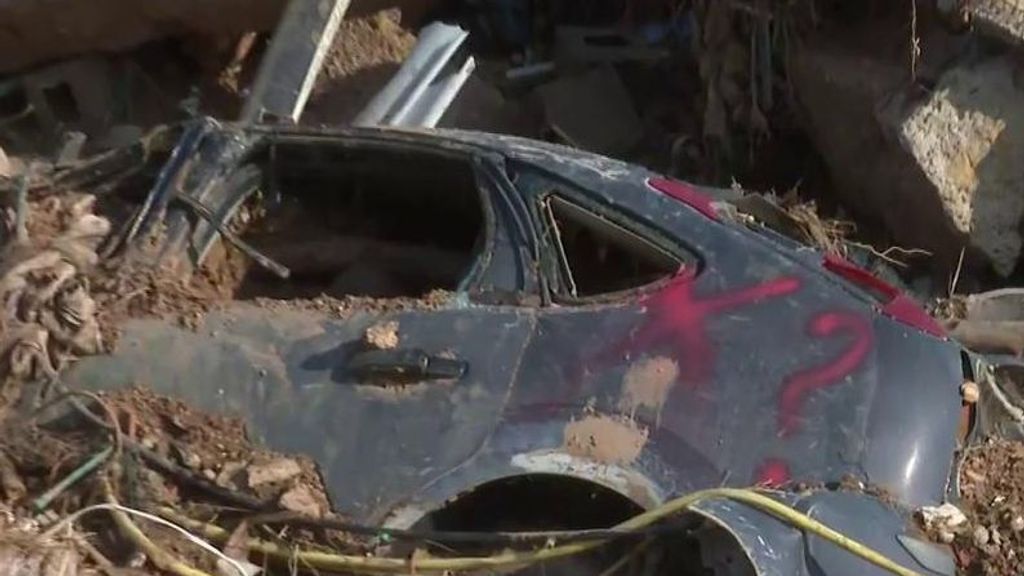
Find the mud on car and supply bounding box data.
[62,119,972,575]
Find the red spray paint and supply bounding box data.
[777,311,873,436]
[621,274,802,388]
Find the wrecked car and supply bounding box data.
[58,119,971,575]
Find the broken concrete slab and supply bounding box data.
[790,29,1024,277]
[946,0,1024,48]
[889,55,1024,276]
[22,59,115,138]
[537,66,642,156]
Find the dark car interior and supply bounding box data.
[541,194,683,298]
[234,141,487,300]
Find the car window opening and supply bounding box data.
[230,143,485,300]
[544,195,681,298]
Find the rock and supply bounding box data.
[791,29,1024,276]
[893,56,1024,276]
[919,502,968,531]
[962,381,981,404]
[245,457,301,488]
[364,321,399,350]
[1011,515,1024,532]
[216,461,248,487]
[171,444,202,469]
[0,146,10,178]
[278,484,323,517]
[974,525,991,546]
[960,0,1024,48]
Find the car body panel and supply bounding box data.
[62,120,966,573]
[69,305,535,519]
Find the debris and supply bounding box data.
[278,484,323,517]
[54,132,88,168]
[240,0,351,123]
[21,59,114,139]
[962,381,981,404]
[538,66,642,155]
[1012,515,1024,532]
[175,193,291,280]
[32,446,113,512]
[918,502,968,532]
[352,21,475,128]
[0,147,11,179]
[245,457,302,488]
[554,26,669,66]
[973,525,990,546]
[791,26,1024,277]
[0,451,26,501]
[365,320,400,350]
[944,0,1024,48]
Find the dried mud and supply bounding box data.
[563,414,649,465]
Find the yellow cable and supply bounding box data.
[157,487,922,576]
[103,478,218,576]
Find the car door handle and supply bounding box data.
[349,348,467,381]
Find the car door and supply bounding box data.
[64,133,539,522]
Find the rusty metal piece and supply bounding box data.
[175,193,290,279]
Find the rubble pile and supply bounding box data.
[0,385,343,576]
[0,189,110,404]
[955,440,1024,575]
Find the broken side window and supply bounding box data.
[541,194,682,299]
[233,141,489,300]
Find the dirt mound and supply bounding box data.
[954,440,1024,574]
[304,8,417,125]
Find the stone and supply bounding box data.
[968,0,1024,48]
[962,381,980,404]
[364,321,399,350]
[919,502,968,531]
[278,484,323,517]
[245,457,301,488]
[895,56,1024,276]
[974,525,991,546]
[1011,515,1024,532]
[790,29,1024,277]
